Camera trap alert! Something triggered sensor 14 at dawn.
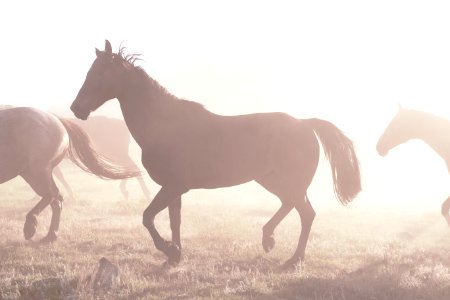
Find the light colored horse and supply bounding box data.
[70,40,361,269]
[377,106,450,226]
[0,107,140,242]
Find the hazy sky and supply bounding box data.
[2,1,450,209]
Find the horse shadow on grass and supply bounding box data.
[119,253,450,300]
[249,252,450,300]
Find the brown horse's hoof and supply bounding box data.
[280,258,303,272]
[23,215,38,240]
[166,242,182,266]
[262,234,275,253]
[40,232,57,244]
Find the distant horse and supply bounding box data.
[377,106,450,227]
[0,107,140,243]
[47,116,150,201]
[71,40,361,269]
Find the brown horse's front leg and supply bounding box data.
[143,187,184,266]
[169,196,182,249]
[441,196,450,227]
[40,195,63,243]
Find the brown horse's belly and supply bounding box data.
[142,145,270,189]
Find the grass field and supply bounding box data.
[1,164,450,299]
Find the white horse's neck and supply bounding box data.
[407,111,450,167]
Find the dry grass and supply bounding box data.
[1,167,450,299]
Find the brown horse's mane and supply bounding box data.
[115,47,207,114]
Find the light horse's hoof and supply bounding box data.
[23,215,38,240]
[262,234,275,253]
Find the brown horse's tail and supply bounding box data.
[306,118,361,205]
[58,118,141,180]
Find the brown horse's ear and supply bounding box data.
[105,40,112,55]
[95,48,101,57]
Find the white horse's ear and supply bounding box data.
[105,40,112,55]
[398,103,404,111]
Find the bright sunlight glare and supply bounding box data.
[1,0,450,210]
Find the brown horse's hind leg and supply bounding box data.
[261,203,293,253]
[256,175,297,254]
[441,196,450,227]
[282,196,316,270]
[143,187,184,266]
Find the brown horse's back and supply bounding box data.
[141,111,319,189]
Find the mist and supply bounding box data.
[3,2,450,298]
[1,1,449,216]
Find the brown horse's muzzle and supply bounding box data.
[70,101,90,120]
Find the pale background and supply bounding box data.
[1,0,450,212]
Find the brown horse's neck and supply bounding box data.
[117,66,215,149]
[116,68,181,148]
[118,94,159,148]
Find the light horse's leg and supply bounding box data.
[22,168,63,243]
[53,165,75,200]
[441,196,450,227]
[127,158,151,201]
[143,187,185,265]
[120,176,150,201]
[119,179,129,200]
[137,176,151,201]
[29,165,73,202]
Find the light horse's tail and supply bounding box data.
[306,118,362,205]
[58,118,141,180]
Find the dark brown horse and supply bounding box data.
[377,106,450,226]
[51,116,150,201]
[0,107,140,243]
[71,40,361,269]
